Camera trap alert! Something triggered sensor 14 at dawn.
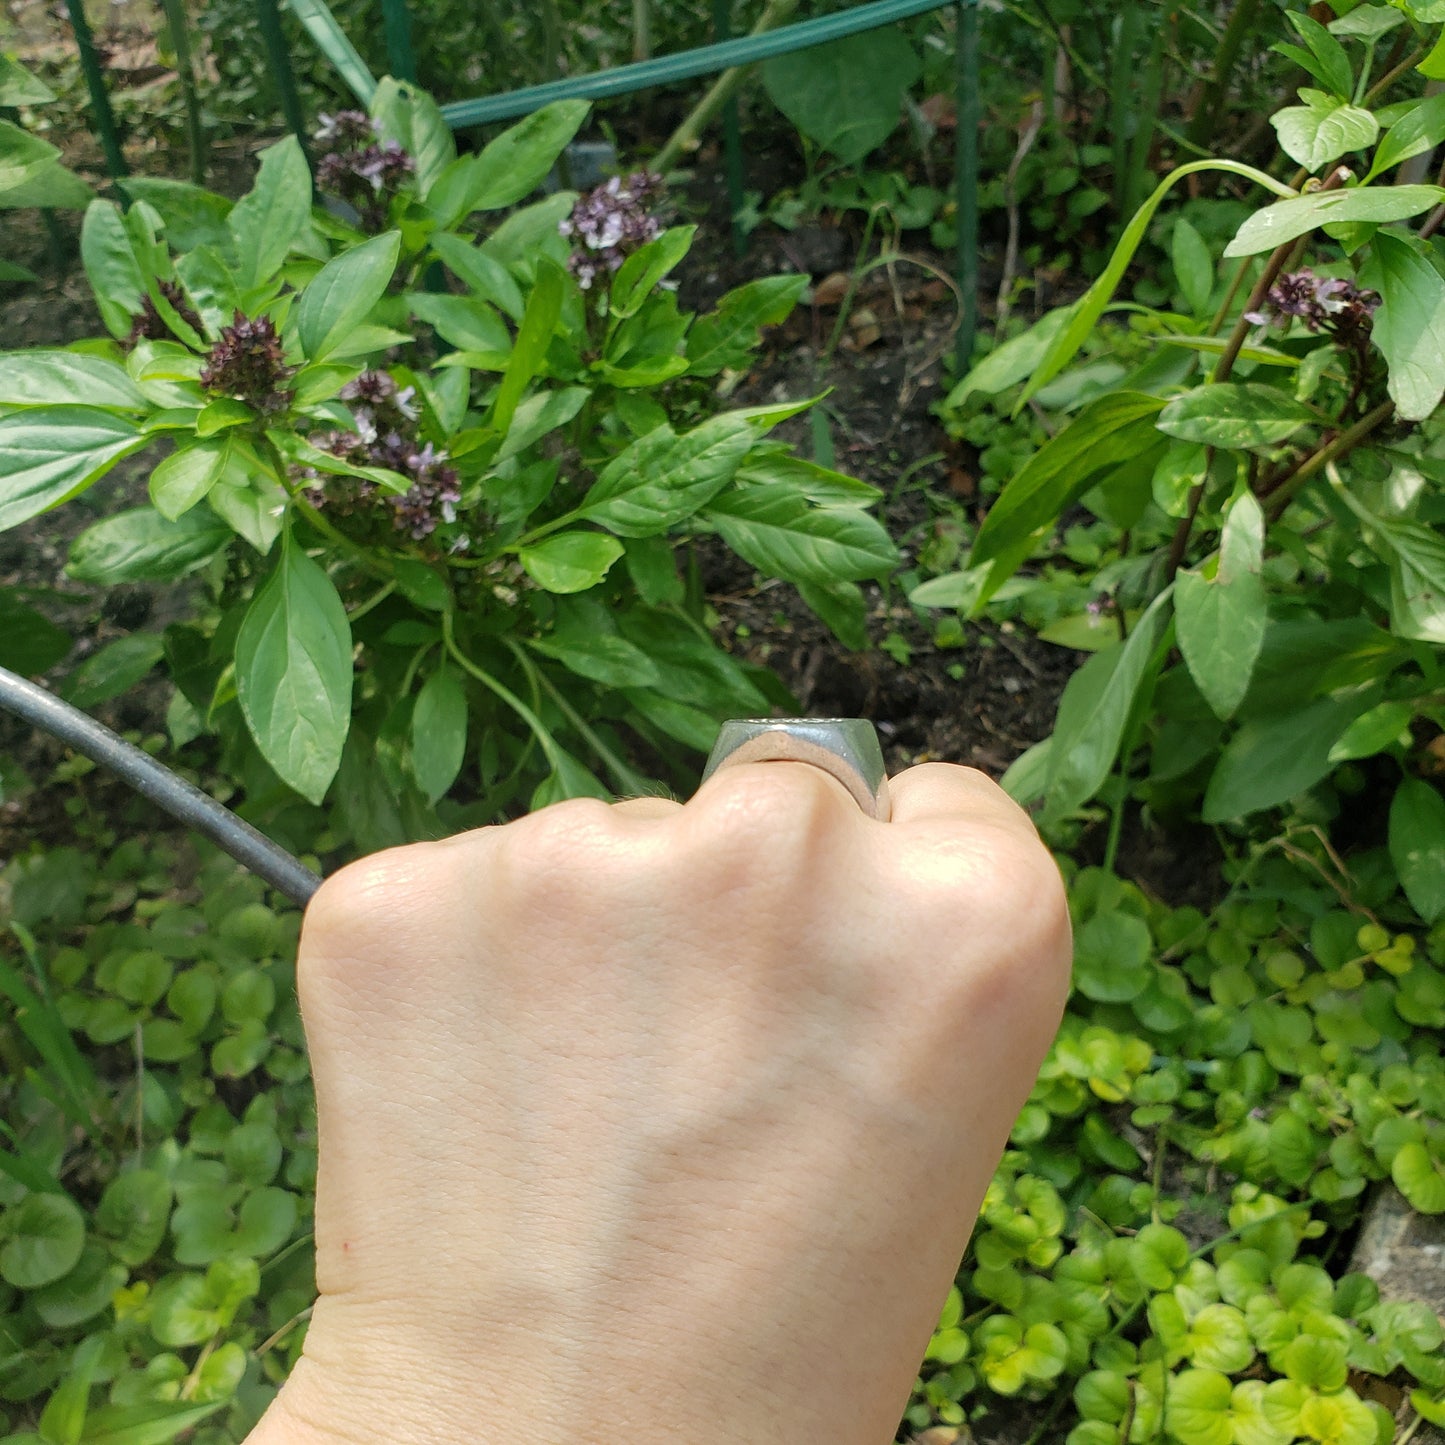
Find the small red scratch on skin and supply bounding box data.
[342,1241,351,1253]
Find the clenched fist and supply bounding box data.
[245,761,1071,1445]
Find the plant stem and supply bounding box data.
[506,638,650,796]
[348,580,397,621]
[158,0,206,184]
[821,207,882,370]
[1163,166,1349,582]
[1260,399,1395,520]
[262,436,392,580]
[442,614,565,773]
[652,0,800,173]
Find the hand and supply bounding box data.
[245,761,1071,1445]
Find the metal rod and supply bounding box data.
[254,0,312,156]
[0,666,322,908]
[439,0,952,128]
[955,0,979,371]
[62,0,128,184]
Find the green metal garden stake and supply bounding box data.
[62,0,128,186]
[381,0,418,83]
[955,0,979,371]
[254,0,312,157]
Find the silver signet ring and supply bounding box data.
[701,718,891,821]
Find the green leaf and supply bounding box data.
[1284,13,1354,99]
[235,535,354,804]
[297,231,402,363]
[1273,93,1377,172]
[531,631,660,689]
[1175,491,1267,719]
[61,634,165,709]
[1202,690,1373,822]
[971,392,1166,611]
[1044,586,1173,816]
[1172,218,1215,318]
[80,201,144,339]
[1328,698,1414,761]
[581,415,756,537]
[1073,910,1152,1003]
[941,307,1076,412]
[1331,478,1445,642]
[67,506,228,585]
[611,226,696,319]
[148,439,229,519]
[0,590,71,675]
[427,232,525,319]
[1423,27,1445,80]
[289,0,376,101]
[1366,91,1445,182]
[225,136,312,289]
[119,177,233,251]
[31,1242,125,1329]
[37,1334,102,1445]
[1158,384,1317,448]
[0,56,55,105]
[0,1193,85,1288]
[371,77,455,197]
[761,29,920,165]
[409,292,511,355]
[1389,780,1445,923]
[95,1170,172,1267]
[1365,231,1445,421]
[451,99,590,216]
[1294,1392,1384,1445]
[705,485,897,584]
[0,350,147,411]
[1018,160,1294,407]
[490,257,565,437]
[686,275,809,377]
[797,578,869,650]
[497,386,588,464]
[410,666,467,804]
[1165,1368,1233,1445]
[77,1400,225,1445]
[1225,185,1445,257]
[519,531,624,593]
[1188,1304,1255,1373]
[392,558,449,612]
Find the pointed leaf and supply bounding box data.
[0,407,147,531]
[1389,779,1445,923]
[1157,384,1316,448]
[410,666,467,803]
[1272,94,1377,172]
[1366,231,1445,421]
[705,485,898,583]
[445,99,590,217]
[1175,492,1267,719]
[0,350,146,411]
[297,231,402,363]
[519,531,624,593]
[225,136,312,289]
[371,77,455,196]
[1366,90,1445,182]
[235,537,353,804]
[1225,185,1445,257]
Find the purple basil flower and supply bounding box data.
[199,310,295,414]
[561,171,665,289]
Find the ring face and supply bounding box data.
[702,718,891,821]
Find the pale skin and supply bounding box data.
[243,760,1072,1445]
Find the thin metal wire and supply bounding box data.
[0,666,322,908]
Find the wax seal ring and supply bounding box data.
[702,718,891,821]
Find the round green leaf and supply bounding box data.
[1072,911,1152,1002]
[1391,1141,1445,1213]
[30,1241,126,1328]
[0,1194,86,1288]
[519,531,625,594]
[95,1170,172,1268]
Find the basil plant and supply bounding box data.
[0,83,897,847]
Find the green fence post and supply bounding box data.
[712,0,747,258]
[954,0,979,371]
[255,0,312,153]
[62,0,128,185]
[381,0,417,82]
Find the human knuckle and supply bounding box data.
[301,844,446,956]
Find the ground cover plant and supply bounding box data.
[2,1,1445,1442]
